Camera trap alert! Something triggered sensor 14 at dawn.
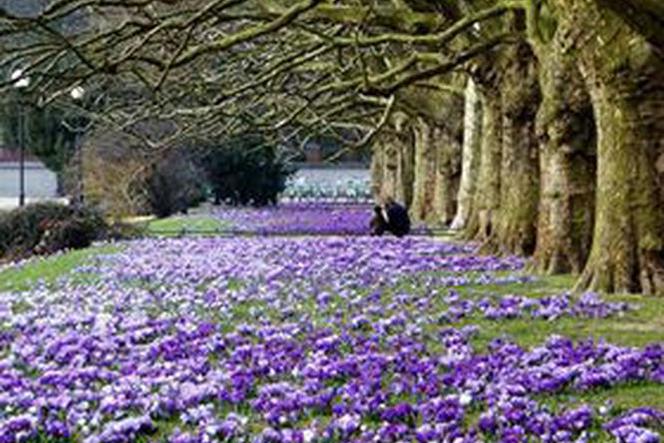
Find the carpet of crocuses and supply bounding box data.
[212,203,429,235]
[0,225,662,441]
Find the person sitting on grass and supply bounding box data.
[370,205,388,236]
[370,196,411,237]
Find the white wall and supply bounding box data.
[0,162,58,198]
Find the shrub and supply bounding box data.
[0,203,107,259]
[144,149,207,218]
[35,208,107,255]
[201,134,295,207]
[83,134,151,219]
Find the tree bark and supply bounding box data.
[375,113,416,207]
[487,39,541,255]
[432,123,462,226]
[395,115,416,208]
[410,117,437,221]
[451,78,482,230]
[464,87,502,241]
[555,0,664,294]
[380,136,401,201]
[531,23,597,275]
[370,141,385,200]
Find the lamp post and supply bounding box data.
[10,69,31,207]
[64,86,87,208]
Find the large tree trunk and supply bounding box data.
[556,0,664,294]
[487,39,541,255]
[410,117,437,221]
[451,78,482,230]
[395,117,415,208]
[378,135,402,202]
[432,125,462,226]
[531,26,597,275]
[464,88,502,241]
[370,141,385,200]
[467,13,540,247]
[372,114,416,208]
[410,116,461,225]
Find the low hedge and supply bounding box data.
[0,202,108,260]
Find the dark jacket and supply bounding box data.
[385,201,410,237]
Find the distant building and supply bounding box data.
[0,147,58,203]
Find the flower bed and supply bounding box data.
[0,236,660,442]
[212,203,430,235]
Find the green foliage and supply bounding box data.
[0,202,107,259]
[201,133,296,207]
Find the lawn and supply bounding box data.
[144,215,229,237]
[0,234,661,442]
[0,244,121,292]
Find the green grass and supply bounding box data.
[0,244,121,292]
[145,215,228,236]
[439,274,664,349]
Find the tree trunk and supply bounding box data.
[380,137,400,201]
[370,141,385,200]
[410,117,437,221]
[374,114,416,208]
[487,39,541,255]
[464,88,502,241]
[531,26,597,275]
[556,0,664,294]
[432,124,462,226]
[451,78,482,230]
[395,116,416,208]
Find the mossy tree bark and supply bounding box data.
[410,117,438,221]
[432,124,462,226]
[395,116,416,208]
[465,15,540,249]
[487,37,541,255]
[380,139,400,201]
[465,86,502,241]
[531,22,597,275]
[372,113,416,206]
[370,141,385,200]
[410,114,462,225]
[451,78,482,231]
[555,0,664,294]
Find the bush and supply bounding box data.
[144,149,207,218]
[0,203,107,259]
[202,134,295,207]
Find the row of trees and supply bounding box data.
[0,0,661,294]
[369,1,663,296]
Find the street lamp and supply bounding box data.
[10,69,30,207]
[70,86,85,101]
[65,86,87,208]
